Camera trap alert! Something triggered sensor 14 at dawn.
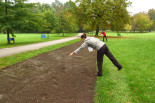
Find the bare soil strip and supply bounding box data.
[0,41,97,103]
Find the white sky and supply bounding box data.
[28,0,155,15]
[127,0,155,15]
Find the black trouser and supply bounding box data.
[97,44,122,75]
[103,36,108,42]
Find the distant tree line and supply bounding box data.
[125,9,155,33]
[0,0,79,43]
[0,0,155,44]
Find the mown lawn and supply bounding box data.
[87,31,155,37]
[0,32,154,103]
[0,33,77,48]
[94,33,155,103]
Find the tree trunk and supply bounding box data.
[5,0,10,44]
[95,25,99,36]
[134,29,135,33]
[117,31,119,36]
[117,31,121,36]
[7,30,10,44]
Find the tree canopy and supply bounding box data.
[0,0,154,44]
[69,0,131,35]
[0,0,36,43]
[148,9,155,31]
[131,12,153,32]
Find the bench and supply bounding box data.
[41,34,48,39]
[8,38,15,43]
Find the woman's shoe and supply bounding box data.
[118,67,123,71]
[95,73,102,77]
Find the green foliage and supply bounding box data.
[125,24,132,31]
[0,0,36,31]
[69,0,131,35]
[0,0,78,40]
[109,0,131,32]
[55,10,71,35]
[132,12,153,32]
[148,9,155,21]
[27,0,78,34]
[36,3,53,12]
[0,0,36,43]
[148,9,155,31]
[53,1,78,35]
[42,9,57,33]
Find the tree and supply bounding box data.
[52,0,78,36]
[42,9,57,33]
[24,3,58,33]
[54,7,71,36]
[109,0,131,35]
[69,0,131,36]
[63,10,78,32]
[64,1,79,32]
[36,3,53,12]
[26,1,78,34]
[133,12,153,32]
[51,0,63,12]
[131,13,138,32]
[0,0,36,44]
[148,9,155,31]
[125,24,131,34]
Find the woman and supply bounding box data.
[69,33,122,76]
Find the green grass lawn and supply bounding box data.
[94,33,155,103]
[0,32,154,103]
[87,31,155,37]
[0,33,77,48]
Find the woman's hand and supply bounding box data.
[69,52,75,56]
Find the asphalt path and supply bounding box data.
[0,34,81,58]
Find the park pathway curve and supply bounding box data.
[0,34,81,58]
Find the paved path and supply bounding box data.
[0,34,81,58]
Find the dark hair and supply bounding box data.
[81,33,87,39]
